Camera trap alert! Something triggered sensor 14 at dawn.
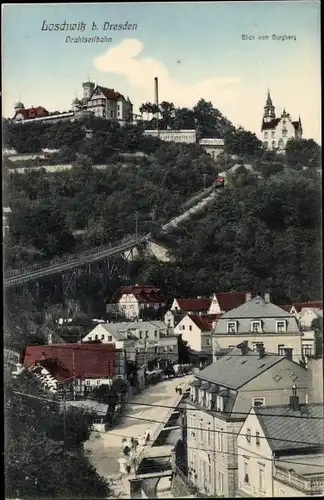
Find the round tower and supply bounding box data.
[14,102,24,111]
[72,98,82,112]
[82,81,95,101]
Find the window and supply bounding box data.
[101,334,105,340]
[302,343,313,356]
[139,331,143,339]
[97,380,101,385]
[246,428,251,443]
[93,418,103,424]
[244,459,250,484]
[256,431,260,446]
[94,334,98,340]
[272,140,276,148]
[154,330,158,337]
[217,471,224,493]
[276,320,286,333]
[217,431,223,451]
[271,131,275,138]
[259,465,265,492]
[216,396,224,412]
[278,344,285,355]
[88,337,92,341]
[253,397,265,407]
[200,422,203,442]
[169,346,173,352]
[264,132,268,139]
[189,325,192,331]
[251,321,262,333]
[207,426,211,446]
[264,141,268,149]
[207,338,211,346]
[145,331,149,338]
[86,380,91,386]
[227,321,237,333]
[164,346,167,353]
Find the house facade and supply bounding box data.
[107,285,166,320]
[83,82,133,122]
[173,314,218,354]
[183,343,309,498]
[212,294,303,363]
[237,400,324,497]
[261,90,303,152]
[83,321,178,366]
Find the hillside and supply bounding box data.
[3,100,322,306]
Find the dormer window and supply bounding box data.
[264,132,268,139]
[276,320,287,333]
[251,321,262,333]
[226,321,237,334]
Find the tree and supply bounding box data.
[311,317,323,357]
[178,336,190,364]
[286,138,321,169]
[225,127,264,157]
[5,372,110,499]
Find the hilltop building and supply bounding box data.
[261,90,302,152]
[12,80,134,125]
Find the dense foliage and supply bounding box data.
[5,371,110,498]
[3,101,322,311]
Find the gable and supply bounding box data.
[238,411,272,456]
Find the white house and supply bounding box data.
[173,314,218,354]
[237,396,324,497]
[199,138,225,161]
[107,285,166,320]
[288,301,323,358]
[261,90,303,152]
[83,82,133,122]
[212,294,303,363]
[184,343,310,498]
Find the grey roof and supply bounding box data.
[220,295,294,319]
[214,295,300,335]
[255,403,324,452]
[276,454,324,476]
[100,324,128,341]
[195,347,284,389]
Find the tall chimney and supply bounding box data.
[154,77,160,123]
[289,384,300,411]
[264,293,270,303]
[245,293,252,302]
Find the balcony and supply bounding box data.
[274,468,324,494]
[238,481,267,497]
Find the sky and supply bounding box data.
[2,2,321,143]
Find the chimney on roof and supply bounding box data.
[289,384,300,411]
[245,293,252,302]
[284,348,293,362]
[264,293,270,303]
[239,340,249,355]
[257,344,266,359]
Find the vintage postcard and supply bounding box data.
[2,2,322,499]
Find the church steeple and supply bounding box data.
[263,89,276,123]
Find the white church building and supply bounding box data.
[261,90,303,152]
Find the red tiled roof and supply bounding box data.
[261,118,281,131]
[189,314,220,331]
[14,106,49,120]
[95,86,125,101]
[23,343,116,381]
[215,292,247,311]
[176,298,212,312]
[291,301,323,313]
[112,285,166,304]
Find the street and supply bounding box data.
[85,375,194,497]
